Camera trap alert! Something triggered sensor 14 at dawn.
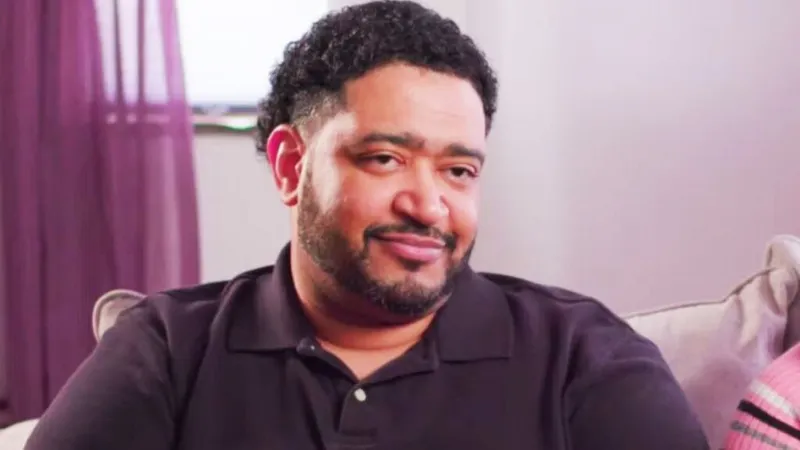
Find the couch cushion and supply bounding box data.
[0,419,38,450]
[625,266,800,449]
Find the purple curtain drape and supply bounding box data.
[0,0,200,423]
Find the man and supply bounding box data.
[26,1,709,449]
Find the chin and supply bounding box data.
[371,256,445,276]
[376,268,447,290]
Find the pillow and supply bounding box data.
[767,235,800,349]
[765,234,800,269]
[91,289,145,341]
[625,266,800,450]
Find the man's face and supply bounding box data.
[294,63,486,319]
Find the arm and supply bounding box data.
[25,302,174,450]
[725,342,800,449]
[565,335,709,450]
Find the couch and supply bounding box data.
[2,235,799,449]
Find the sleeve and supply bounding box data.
[24,301,175,450]
[565,330,710,450]
[725,343,800,449]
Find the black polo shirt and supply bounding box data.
[26,245,709,450]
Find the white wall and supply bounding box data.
[194,0,800,313]
[329,0,467,29]
[463,0,800,312]
[193,134,290,283]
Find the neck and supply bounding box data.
[301,297,434,351]
[290,246,435,353]
[302,296,433,380]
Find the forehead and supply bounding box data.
[339,63,487,150]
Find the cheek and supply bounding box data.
[307,156,342,214]
[447,192,479,240]
[333,176,396,232]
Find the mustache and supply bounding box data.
[364,222,457,250]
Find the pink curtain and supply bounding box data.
[0,0,200,422]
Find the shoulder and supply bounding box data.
[117,266,272,349]
[447,273,706,448]
[478,271,661,371]
[479,271,635,333]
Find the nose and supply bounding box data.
[392,166,449,227]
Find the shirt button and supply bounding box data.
[297,338,316,353]
[353,388,367,402]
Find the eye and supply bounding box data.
[359,153,401,172]
[371,154,396,166]
[446,166,478,181]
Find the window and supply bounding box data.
[176,0,329,130]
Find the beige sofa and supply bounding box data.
[2,235,799,449]
[627,234,800,447]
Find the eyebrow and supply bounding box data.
[356,132,485,164]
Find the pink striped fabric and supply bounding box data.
[725,343,800,449]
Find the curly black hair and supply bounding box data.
[255,0,498,156]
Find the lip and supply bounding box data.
[374,233,446,248]
[374,233,446,263]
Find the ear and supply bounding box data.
[267,124,306,206]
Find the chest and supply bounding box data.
[175,350,569,450]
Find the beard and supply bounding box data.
[297,178,473,319]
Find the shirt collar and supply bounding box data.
[433,267,514,361]
[226,244,313,352]
[227,244,514,361]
